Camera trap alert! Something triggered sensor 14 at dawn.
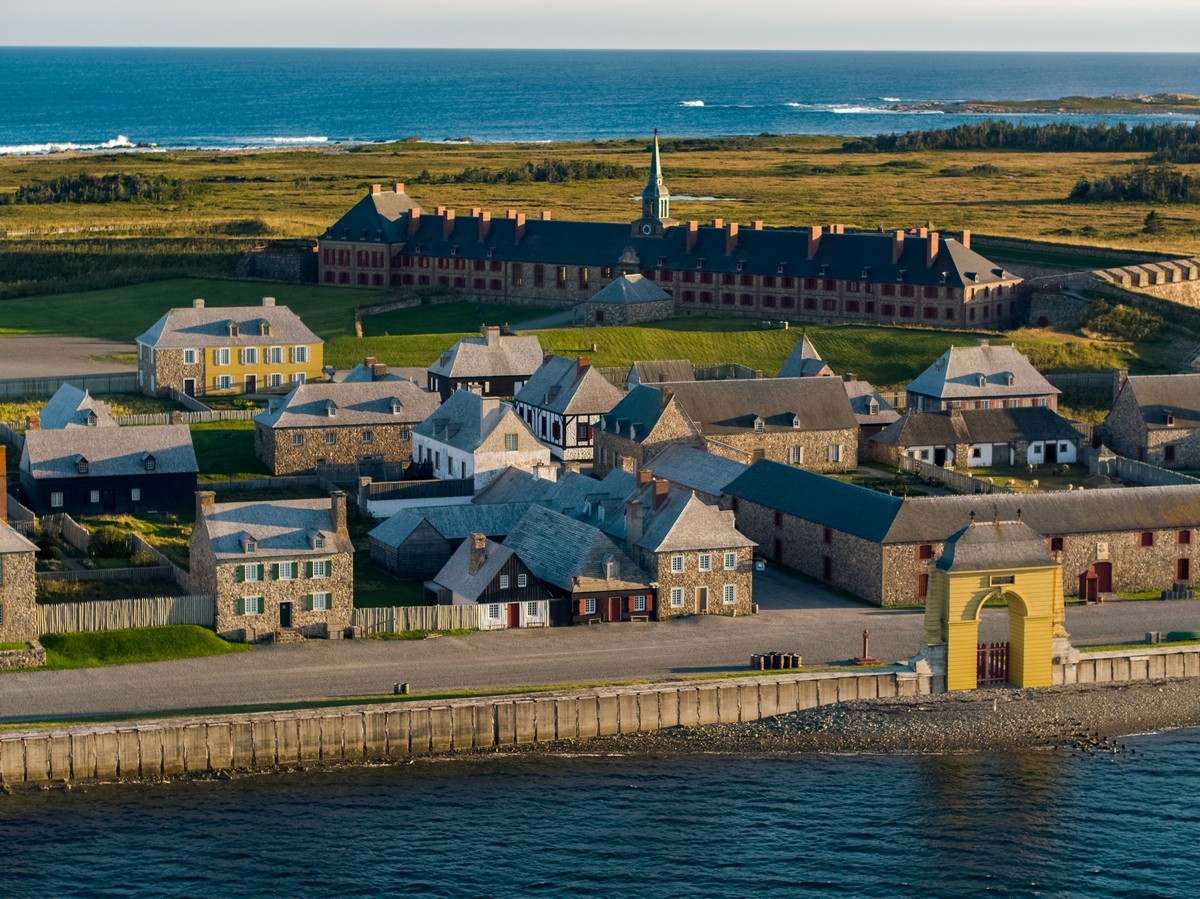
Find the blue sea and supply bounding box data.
[2,728,1199,897]
[3,49,1200,153]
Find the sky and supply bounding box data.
[6,0,1200,52]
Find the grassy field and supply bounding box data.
[81,513,193,570]
[38,626,250,670]
[190,419,270,480]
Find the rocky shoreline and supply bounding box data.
[482,679,1200,757]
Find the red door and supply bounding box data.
[1095,562,1112,593]
[608,597,622,622]
[507,603,520,628]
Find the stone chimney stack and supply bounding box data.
[625,498,644,545]
[637,468,653,488]
[660,384,675,411]
[652,478,669,512]
[807,226,823,261]
[442,209,456,240]
[24,415,39,432]
[725,222,739,255]
[540,210,552,221]
[394,182,405,195]
[407,208,422,237]
[330,490,348,535]
[478,210,491,241]
[514,213,526,242]
[469,532,487,576]
[484,325,501,346]
[195,490,216,523]
[685,220,699,253]
[370,184,381,196]
[892,230,905,264]
[262,296,275,307]
[193,298,205,309]
[960,229,971,250]
[926,231,939,268]
[712,218,724,230]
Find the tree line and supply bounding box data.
[0,173,199,205]
[841,121,1200,156]
[411,159,638,185]
[1069,164,1200,203]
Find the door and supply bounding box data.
[933,447,947,467]
[1178,558,1191,582]
[696,587,709,613]
[822,555,833,581]
[245,374,257,394]
[101,489,117,513]
[609,596,622,621]
[279,601,293,628]
[183,378,196,398]
[1094,562,1112,593]
[507,602,520,629]
[1045,442,1059,464]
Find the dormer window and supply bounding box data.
[735,261,744,272]
[897,270,906,282]
[326,401,337,418]
[861,267,871,279]
[977,374,986,387]
[486,247,495,258]
[940,271,948,284]
[450,246,458,256]
[753,417,765,434]
[260,322,271,337]
[75,456,89,474]
[868,400,879,416]
[390,398,403,415]
[791,414,802,429]
[778,263,786,274]
[1005,373,1015,386]
[1167,411,1176,426]
[312,534,325,550]
[227,322,239,337]
[598,506,606,522]
[605,558,620,580]
[697,258,706,269]
[243,538,257,554]
[85,411,97,427]
[143,453,156,472]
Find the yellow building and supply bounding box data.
[136,297,325,398]
[924,518,1063,690]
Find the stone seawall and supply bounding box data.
[0,668,929,788]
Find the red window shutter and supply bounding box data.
[627,596,636,612]
[645,593,655,611]
[577,599,586,615]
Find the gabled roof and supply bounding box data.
[871,408,1082,448]
[663,377,858,434]
[905,342,1058,401]
[641,444,747,498]
[514,356,623,417]
[38,384,117,429]
[587,273,672,305]
[413,390,523,453]
[937,520,1055,572]
[21,425,197,479]
[635,487,754,554]
[427,328,544,380]
[368,502,532,548]
[777,335,834,378]
[600,384,674,440]
[323,185,420,243]
[254,380,440,429]
[0,521,37,554]
[200,497,353,560]
[629,359,694,386]
[872,411,971,448]
[502,505,651,592]
[136,302,323,349]
[471,466,563,505]
[843,380,901,426]
[431,536,516,601]
[1119,374,1200,430]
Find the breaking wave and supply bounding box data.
[0,134,135,156]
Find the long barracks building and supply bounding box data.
[318,136,1023,329]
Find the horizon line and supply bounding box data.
[3,45,1200,54]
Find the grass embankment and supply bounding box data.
[38,626,250,670]
[81,513,192,570]
[190,419,270,480]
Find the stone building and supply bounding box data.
[1104,373,1200,467]
[580,273,675,326]
[725,459,1200,607]
[190,490,355,641]
[317,137,1022,330]
[427,533,556,629]
[592,377,858,477]
[253,379,440,476]
[0,522,37,646]
[136,297,324,398]
[631,444,747,505]
[426,326,544,401]
[512,355,623,462]
[905,340,1060,412]
[777,334,834,378]
[869,407,1083,468]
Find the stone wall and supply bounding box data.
[256,422,418,475]
[704,427,858,473]
[582,298,675,326]
[647,545,755,619]
[0,549,37,644]
[0,640,44,671]
[0,667,931,787]
[213,553,354,641]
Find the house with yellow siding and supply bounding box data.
[136,297,324,398]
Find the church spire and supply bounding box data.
[634,130,673,237]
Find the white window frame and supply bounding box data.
[311,560,329,579]
[634,595,646,612]
[488,603,501,620]
[292,372,306,385]
[500,575,510,589]
[827,444,842,463]
[50,492,64,508]
[326,432,337,445]
[312,591,330,612]
[268,373,284,388]
[277,561,296,580]
[215,347,230,366]
[723,584,737,605]
[789,446,803,465]
[90,490,100,504]
[215,375,233,390]
[131,488,141,502]
[243,596,263,615]
[526,601,538,617]
[363,430,373,444]
[292,432,304,446]
[724,552,737,570]
[584,597,596,615]
[291,345,309,364]
[269,346,283,365]
[183,348,197,365]
[241,347,258,365]
[504,433,518,451]
[517,573,527,588]
[670,587,684,608]
[244,563,261,582]
[670,554,684,573]
[698,553,712,572]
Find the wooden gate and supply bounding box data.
[977,642,1009,686]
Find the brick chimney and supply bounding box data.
[751,221,763,231]
[195,490,216,523]
[407,208,422,237]
[478,210,491,241]
[330,490,348,535]
[926,231,939,268]
[807,226,823,260]
[625,498,644,545]
[652,478,669,512]
[576,355,591,379]
[514,213,526,242]
[892,230,905,264]
[685,220,699,253]
[725,222,739,255]
[469,532,487,575]
[192,298,205,309]
[712,218,724,229]
[636,468,653,487]
[436,206,446,217]
[541,210,552,221]
[370,184,381,195]
[830,224,844,234]
[442,208,456,240]
[394,182,405,195]
[960,229,971,250]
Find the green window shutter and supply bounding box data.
[235,565,244,583]
[304,594,314,612]
[254,563,263,581]
[236,597,245,616]
[305,561,313,579]
[270,563,279,580]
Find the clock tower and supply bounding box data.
[631,130,675,238]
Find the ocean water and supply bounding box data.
[3,49,1200,153]
[2,727,1198,898]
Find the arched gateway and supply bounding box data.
[922,518,1069,690]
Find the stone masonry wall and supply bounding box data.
[704,427,858,473]
[1103,382,1150,460]
[256,423,417,475]
[649,545,755,619]
[0,550,38,644]
[144,347,205,397]
[214,552,354,641]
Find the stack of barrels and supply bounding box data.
[750,651,802,670]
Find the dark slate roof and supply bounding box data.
[322,185,420,243]
[0,521,37,555]
[431,537,515,602]
[254,380,440,429]
[21,425,198,479]
[587,273,672,305]
[471,467,563,505]
[643,444,747,497]
[725,460,904,543]
[777,335,834,378]
[1121,374,1200,430]
[600,385,670,440]
[514,356,624,417]
[635,487,754,554]
[38,384,118,429]
[413,390,523,453]
[936,520,1055,572]
[843,380,901,426]
[427,328,544,381]
[502,505,651,592]
[368,502,533,548]
[871,408,1081,448]
[665,377,858,434]
[200,498,354,560]
[629,360,694,386]
[905,342,1058,401]
[871,411,970,448]
[136,302,322,349]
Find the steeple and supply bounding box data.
[633,130,674,238]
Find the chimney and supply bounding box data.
[625,498,644,545]
[468,532,487,576]
[330,489,348,535]
[660,384,675,410]
[24,415,39,432]
[807,226,823,260]
[442,208,456,240]
[364,356,377,368]
[917,227,928,238]
[751,220,764,231]
[831,223,844,235]
[892,230,905,264]
[514,213,526,242]
[652,478,669,512]
[541,210,552,221]
[372,363,388,381]
[195,490,216,523]
[407,208,422,237]
[636,467,653,487]
[394,182,405,195]
[370,184,381,196]
[471,207,481,218]
[960,229,971,250]
[926,231,939,268]
[686,220,699,253]
[712,218,724,229]
[262,296,275,307]
[436,206,446,216]
[725,222,739,255]
[484,325,501,345]
[478,210,491,241]
[193,298,205,309]
[576,355,590,378]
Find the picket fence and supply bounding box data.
[36,594,216,634]
[36,565,174,583]
[113,409,257,426]
[351,605,480,634]
[899,456,1017,495]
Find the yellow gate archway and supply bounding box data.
[923,518,1065,691]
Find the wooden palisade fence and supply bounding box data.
[352,605,480,634]
[36,595,216,634]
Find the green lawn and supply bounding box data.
[353,554,427,608]
[190,419,270,480]
[81,513,193,571]
[38,626,250,670]
[359,301,560,337]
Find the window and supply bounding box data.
[183,349,196,365]
[724,552,737,570]
[1049,536,1065,553]
[670,587,684,608]
[326,432,337,445]
[239,596,263,616]
[916,573,929,599]
[699,553,712,572]
[215,375,233,390]
[826,444,842,463]
[1179,530,1192,545]
[1179,558,1192,581]
[310,592,331,612]
[241,562,261,582]
[50,492,63,508]
[503,433,519,452]
[130,488,141,502]
[241,347,258,365]
[488,603,501,619]
[269,346,284,364]
[634,595,647,612]
[90,490,100,503]
[277,561,296,580]
[789,446,803,465]
[291,346,309,364]
[311,560,329,579]
[670,554,684,573]
[293,432,304,447]
[1140,531,1155,547]
[266,373,283,388]
[500,575,510,589]
[918,544,934,560]
[363,430,373,444]
[723,584,736,605]
[517,573,528,588]
[214,347,230,366]
[576,421,593,442]
[1165,445,1176,463]
[584,597,596,615]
